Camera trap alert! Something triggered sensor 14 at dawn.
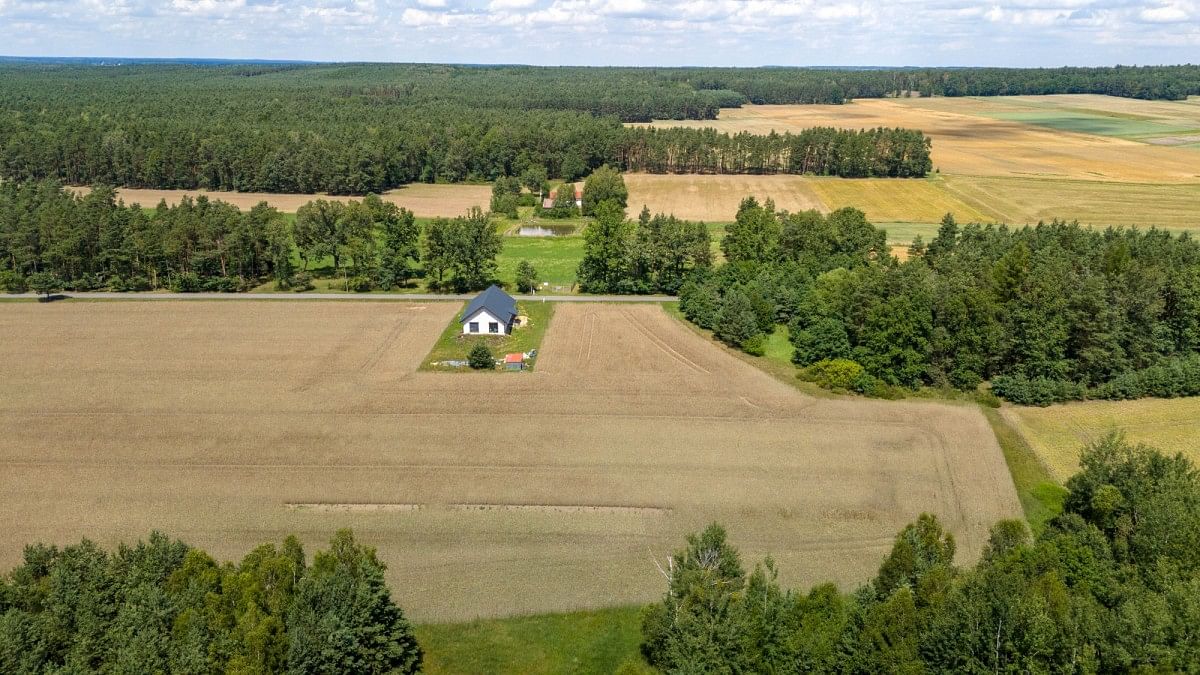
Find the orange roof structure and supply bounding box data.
[504,353,524,364]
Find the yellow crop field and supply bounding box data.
[806,176,994,224]
[0,301,1020,622]
[624,173,825,221]
[942,176,1200,231]
[1002,398,1200,482]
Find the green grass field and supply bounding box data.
[420,300,555,371]
[497,236,585,291]
[416,606,648,675]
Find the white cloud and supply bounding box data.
[0,0,1196,65]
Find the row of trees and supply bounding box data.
[0,181,510,294]
[0,181,290,293]
[643,435,1200,672]
[616,127,932,177]
[677,196,1200,401]
[0,530,421,674]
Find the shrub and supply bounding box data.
[0,270,28,293]
[805,359,866,391]
[202,276,243,292]
[346,275,373,292]
[291,272,315,292]
[741,333,767,356]
[169,272,202,293]
[468,342,494,370]
[991,374,1086,406]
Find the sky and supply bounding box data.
[0,0,1196,67]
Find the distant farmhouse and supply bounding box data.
[541,185,583,209]
[461,285,517,336]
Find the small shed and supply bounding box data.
[504,353,525,371]
[461,285,517,336]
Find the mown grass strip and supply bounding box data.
[982,407,1066,532]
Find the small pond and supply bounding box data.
[517,224,576,237]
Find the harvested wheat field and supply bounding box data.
[66,183,492,218]
[0,301,1019,621]
[1003,399,1200,482]
[624,173,825,221]
[643,99,1200,183]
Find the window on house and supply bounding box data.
[489,322,499,333]
[468,322,479,333]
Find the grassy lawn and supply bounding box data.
[983,407,1066,532]
[420,300,555,372]
[497,236,585,292]
[762,323,794,366]
[415,605,648,675]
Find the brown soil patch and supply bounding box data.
[0,301,1018,621]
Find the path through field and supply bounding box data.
[0,302,1020,621]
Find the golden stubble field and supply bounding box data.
[634,96,1200,232]
[643,98,1200,183]
[0,301,1020,621]
[1003,399,1200,482]
[67,183,492,218]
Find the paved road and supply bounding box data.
[9,292,676,303]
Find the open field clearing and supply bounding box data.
[642,98,1200,183]
[624,173,824,221]
[907,94,1200,141]
[67,183,491,218]
[806,176,993,224]
[628,173,1200,235]
[941,175,1200,231]
[0,302,1018,622]
[1003,399,1200,482]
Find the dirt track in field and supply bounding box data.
[0,302,1019,621]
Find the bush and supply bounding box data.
[991,374,1086,406]
[468,342,494,370]
[804,359,866,391]
[202,276,244,292]
[346,275,373,292]
[0,270,28,293]
[169,272,202,293]
[291,272,315,292]
[741,333,767,356]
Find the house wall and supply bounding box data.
[462,309,508,336]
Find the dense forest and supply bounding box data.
[642,435,1200,672]
[0,530,422,674]
[673,201,1200,403]
[5,62,1195,192]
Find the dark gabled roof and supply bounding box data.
[461,285,517,325]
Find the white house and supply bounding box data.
[461,285,517,336]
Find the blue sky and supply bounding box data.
[0,0,1196,66]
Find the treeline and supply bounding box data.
[668,64,1200,104]
[616,127,931,177]
[0,182,291,292]
[0,181,501,294]
[0,530,421,673]
[10,62,1191,191]
[641,435,1200,672]
[677,199,1200,402]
